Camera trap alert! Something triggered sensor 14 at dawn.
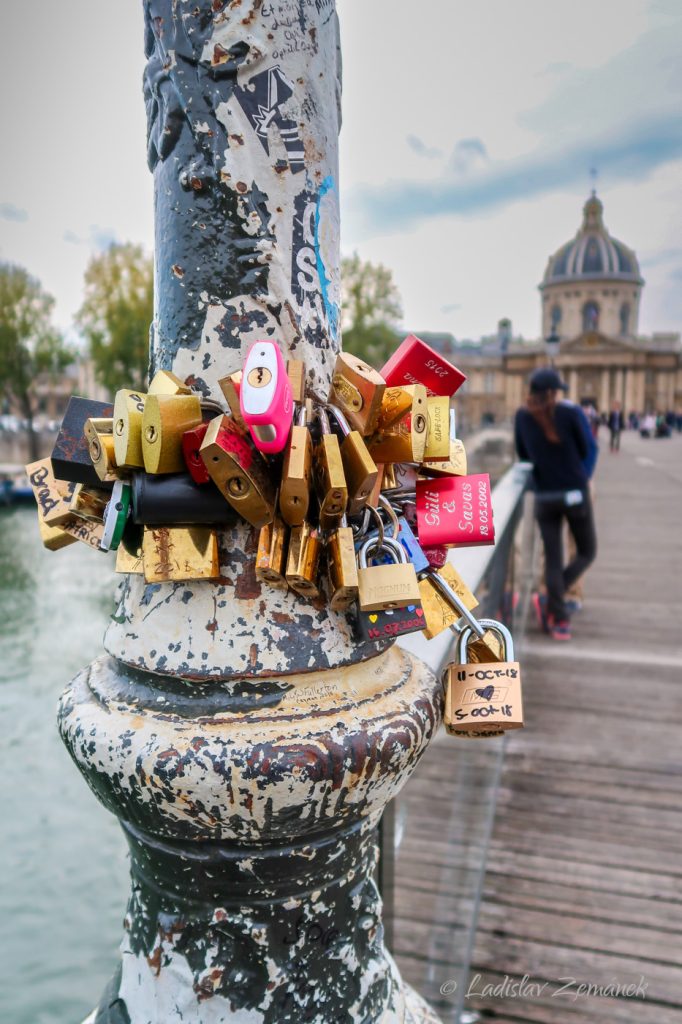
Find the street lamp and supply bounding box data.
[545,327,560,365]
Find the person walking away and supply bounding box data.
[608,401,624,452]
[515,368,597,641]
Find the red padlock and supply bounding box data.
[416,474,494,547]
[182,422,210,484]
[380,334,466,397]
[422,545,449,569]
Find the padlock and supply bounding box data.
[367,415,427,465]
[255,515,289,590]
[314,408,348,532]
[51,396,114,487]
[374,386,417,433]
[327,516,359,612]
[422,438,468,477]
[83,417,119,483]
[380,334,466,397]
[113,389,147,470]
[356,512,430,577]
[131,472,234,526]
[100,480,132,552]
[327,404,378,516]
[218,370,247,431]
[422,545,448,569]
[355,601,426,643]
[287,359,306,405]
[444,620,523,737]
[200,414,275,528]
[115,540,144,574]
[418,563,479,640]
[381,463,398,490]
[142,393,203,474]
[148,369,192,396]
[37,514,79,551]
[416,474,494,547]
[142,525,221,583]
[240,340,293,454]
[357,535,421,611]
[69,483,109,523]
[423,397,451,460]
[328,352,386,435]
[285,521,322,599]
[279,405,313,527]
[25,459,77,526]
[182,422,211,484]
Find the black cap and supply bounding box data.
[529,367,568,393]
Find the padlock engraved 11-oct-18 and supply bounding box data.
[444,620,523,738]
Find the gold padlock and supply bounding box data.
[113,390,147,470]
[142,393,203,474]
[84,418,119,483]
[327,404,378,516]
[37,515,79,551]
[423,397,451,460]
[218,371,247,431]
[357,536,421,611]
[327,518,359,612]
[444,621,523,737]
[314,408,348,531]
[255,516,289,590]
[142,526,220,582]
[328,352,386,435]
[285,521,321,598]
[69,483,109,523]
[280,405,313,527]
[419,563,479,640]
[148,369,192,396]
[367,416,426,464]
[381,463,398,490]
[287,359,306,406]
[200,414,274,528]
[375,386,415,433]
[115,541,144,574]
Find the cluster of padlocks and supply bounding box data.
[26,333,522,737]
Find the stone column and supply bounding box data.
[600,368,610,412]
[57,4,443,1022]
[569,369,578,403]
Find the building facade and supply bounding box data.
[445,194,682,430]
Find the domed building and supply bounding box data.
[443,193,681,429]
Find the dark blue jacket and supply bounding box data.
[515,401,590,493]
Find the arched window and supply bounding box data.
[582,301,599,332]
[620,302,630,336]
[550,304,562,330]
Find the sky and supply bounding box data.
[0,0,681,344]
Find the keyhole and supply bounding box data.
[115,418,125,436]
[145,425,157,443]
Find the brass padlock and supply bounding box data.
[423,397,451,460]
[148,369,192,396]
[25,458,77,527]
[142,525,220,582]
[327,516,359,612]
[328,352,386,435]
[200,414,274,528]
[285,521,321,598]
[69,483,109,523]
[381,463,398,490]
[84,418,119,483]
[314,407,348,531]
[37,515,79,551]
[367,414,427,464]
[142,393,203,474]
[287,359,306,405]
[113,390,147,470]
[327,404,378,516]
[374,384,428,459]
[280,405,313,527]
[444,621,523,737]
[418,563,479,640]
[422,411,467,476]
[374,386,416,433]
[218,370,247,431]
[357,535,421,611]
[255,515,289,590]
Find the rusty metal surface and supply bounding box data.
[59,646,443,1022]
[103,0,374,680]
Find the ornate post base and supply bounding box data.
[60,646,444,1023]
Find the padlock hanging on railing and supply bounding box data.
[443,619,523,738]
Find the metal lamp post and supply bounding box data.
[545,328,560,366]
[57,3,443,1022]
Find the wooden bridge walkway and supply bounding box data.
[393,430,682,1024]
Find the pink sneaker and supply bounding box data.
[550,620,572,641]
[531,592,549,633]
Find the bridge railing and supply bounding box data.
[381,460,535,1021]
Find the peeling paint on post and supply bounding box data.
[58,2,444,1021]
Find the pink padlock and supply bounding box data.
[240,340,293,454]
[416,474,494,547]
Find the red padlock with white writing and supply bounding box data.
[380,334,466,397]
[240,340,293,454]
[416,473,494,547]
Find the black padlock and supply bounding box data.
[51,396,114,488]
[131,473,236,526]
[355,601,426,643]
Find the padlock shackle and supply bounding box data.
[429,571,485,638]
[358,534,406,568]
[378,494,401,540]
[459,619,515,661]
[326,402,351,437]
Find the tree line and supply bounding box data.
[0,246,401,458]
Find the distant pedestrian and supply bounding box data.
[640,413,656,438]
[608,401,624,452]
[515,368,597,641]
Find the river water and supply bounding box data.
[0,507,128,1024]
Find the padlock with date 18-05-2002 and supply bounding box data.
[444,620,523,738]
[416,473,494,547]
[357,535,421,612]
